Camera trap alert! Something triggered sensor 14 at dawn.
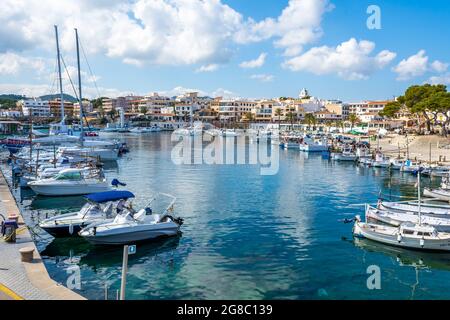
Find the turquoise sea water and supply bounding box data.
[9,132,450,300]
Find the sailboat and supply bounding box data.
[353,171,450,251]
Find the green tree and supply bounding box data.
[286,112,296,130]
[416,91,450,136]
[379,101,402,118]
[274,108,282,130]
[348,114,360,131]
[304,113,317,130]
[400,84,447,133]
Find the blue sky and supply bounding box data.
[0,0,449,101]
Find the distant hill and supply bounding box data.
[0,94,26,101]
[39,93,78,102]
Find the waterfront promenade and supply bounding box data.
[0,169,84,300]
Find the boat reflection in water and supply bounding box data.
[41,235,181,270]
[353,237,450,299]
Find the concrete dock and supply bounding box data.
[0,169,85,300]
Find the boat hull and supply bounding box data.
[424,188,450,202]
[29,183,110,196]
[353,222,450,251]
[82,225,180,245]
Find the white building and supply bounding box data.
[0,110,22,118]
[18,98,51,117]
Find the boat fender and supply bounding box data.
[420,238,425,247]
[69,224,74,235]
[111,179,127,187]
[397,234,402,243]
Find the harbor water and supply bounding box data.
[7,132,450,300]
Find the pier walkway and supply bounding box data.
[0,169,84,300]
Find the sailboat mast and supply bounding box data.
[418,170,422,225]
[75,28,84,145]
[54,25,65,123]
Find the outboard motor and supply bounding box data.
[111,178,127,188]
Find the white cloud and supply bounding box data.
[392,50,429,80]
[235,0,334,56]
[250,74,274,82]
[211,88,238,99]
[0,52,46,75]
[239,53,267,69]
[430,60,449,73]
[196,64,220,73]
[283,38,396,80]
[427,73,450,85]
[0,0,333,67]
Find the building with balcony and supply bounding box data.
[18,98,51,118]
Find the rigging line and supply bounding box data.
[60,54,79,101]
[79,38,101,99]
[60,52,92,130]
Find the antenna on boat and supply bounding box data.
[54,25,65,124]
[75,28,84,146]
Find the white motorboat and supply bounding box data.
[39,190,135,237]
[299,135,328,152]
[353,218,450,251]
[401,160,421,173]
[281,137,300,149]
[372,152,390,168]
[390,158,405,170]
[333,147,357,161]
[58,146,119,161]
[79,193,183,245]
[379,201,450,216]
[130,126,161,133]
[424,188,450,201]
[366,205,450,232]
[28,168,110,196]
[222,129,239,137]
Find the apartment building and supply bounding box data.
[49,99,74,119]
[253,100,278,122]
[18,98,51,118]
[214,99,257,123]
[73,99,93,117]
[324,102,349,120]
[272,100,305,121]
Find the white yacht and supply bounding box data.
[390,158,406,170]
[39,190,135,237]
[58,146,119,161]
[79,193,183,245]
[379,201,450,216]
[424,174,450,201]
[28,168,110,196]
[401,160,421,173]
[333,146,357,161]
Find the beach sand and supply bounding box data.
[376,134,450,164]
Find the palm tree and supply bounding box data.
[275,108,282,130]
[286,112,295,130]
[304,113,317,131]
[348,114,360,131]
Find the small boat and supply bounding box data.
[366,205,450,232]
[372,152,390,168]
[353,170,450,251]
[353,218,450,251]
[333,146,357,161]
[28,168,110,196]
[401,160,421,173]
[79,193,183,245]
[390,158,405,170]
[380,201,450,216]
[424,188,450,202]
[39,190,135,237]
[222,129,238,137]
[281,137,300,149]
[299,135,328,152]
[58,146,119,161]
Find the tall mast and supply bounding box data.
[417,170,422,225]
[54,25,65,123]
[75,28,84,146]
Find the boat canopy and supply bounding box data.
[85,190,135,203]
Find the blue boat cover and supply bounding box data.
[85,190,135,203]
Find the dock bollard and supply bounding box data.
[19,247,35,262]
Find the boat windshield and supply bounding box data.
[55,171,83,180]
